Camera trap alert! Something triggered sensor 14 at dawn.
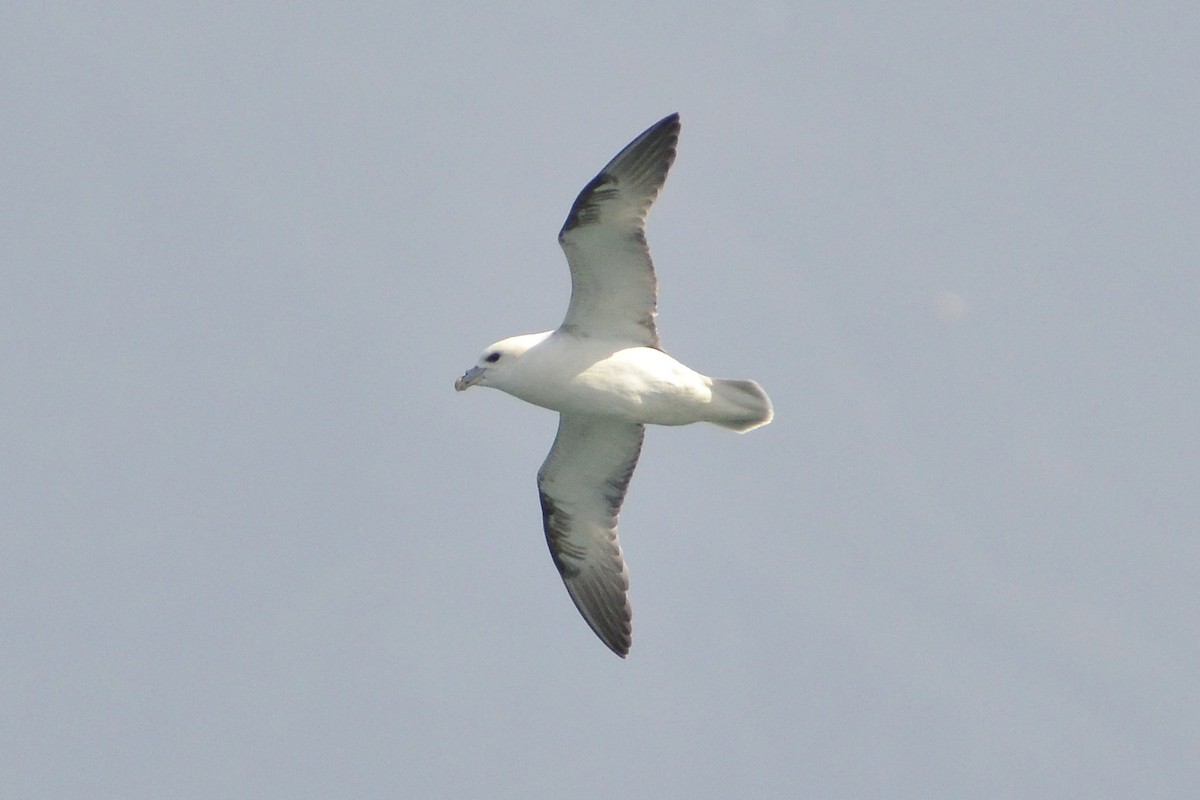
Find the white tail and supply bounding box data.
[708,378,774,433]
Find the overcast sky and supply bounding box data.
[3,3,1198,797]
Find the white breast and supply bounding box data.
[510,338,715,425]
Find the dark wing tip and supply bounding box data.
[604,112,679,189]
[559,113,682,238]
[611,636,631,659]
[539,490,633,658]
[585,596,631,658]
[563,576,631,657]
[642,112,681,143]
[652,111,681,142]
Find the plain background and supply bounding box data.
[3,3,1198,797]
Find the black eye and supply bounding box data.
[485,352,501,363]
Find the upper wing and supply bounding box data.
[557,113,680,348]
[537,414,645,657]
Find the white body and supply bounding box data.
[463,330,771,432]
[505,332,710,423]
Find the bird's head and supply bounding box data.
[454,332,551,393]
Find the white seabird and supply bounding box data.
[455,113,773,657]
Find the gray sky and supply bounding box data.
[3,3,1198,797]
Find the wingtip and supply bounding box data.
[573,603,631,658]
[608,623,633,658]
[605,634,631,659]
[652,112,681,140]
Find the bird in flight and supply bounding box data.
[455,113,773,657]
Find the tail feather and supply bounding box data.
[708,378,773,433]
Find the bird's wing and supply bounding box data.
[537,414,644,657]
[557,113,680,348]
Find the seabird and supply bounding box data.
[455,114,773,657]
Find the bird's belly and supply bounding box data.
[517,347,714,425]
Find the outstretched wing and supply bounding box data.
[557,113,680,348]
[537,415,644,657]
